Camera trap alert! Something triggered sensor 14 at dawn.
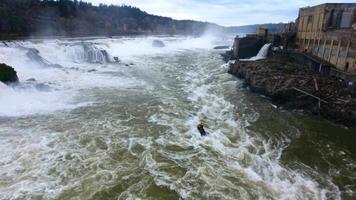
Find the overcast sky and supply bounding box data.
[85,0,355,26]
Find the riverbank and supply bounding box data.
[228,58,356,129]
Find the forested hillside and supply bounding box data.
[0,0,221,38]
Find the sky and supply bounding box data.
[86,0,356,26]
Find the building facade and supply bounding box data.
[297,3,356,74]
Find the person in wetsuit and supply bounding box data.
[197,123,207,136]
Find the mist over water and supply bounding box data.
[0,35,355,200]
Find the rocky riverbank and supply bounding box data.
[228,58,356,129]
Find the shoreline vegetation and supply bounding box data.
[227,58,356,130]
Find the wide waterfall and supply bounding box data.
[240,43,271,61]
[66,43,112,64]
[83,45,111,64]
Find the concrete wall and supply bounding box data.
[232,36,265,59]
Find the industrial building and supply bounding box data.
[296,3,356,74]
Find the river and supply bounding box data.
[0,36,355,200]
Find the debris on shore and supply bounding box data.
[228,58,356,129]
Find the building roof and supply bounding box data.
[300,3,356,11]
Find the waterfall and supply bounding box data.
[240,43,271,61]
[83,45,111,64]
[25,47,62,68]
[67,44,111,64]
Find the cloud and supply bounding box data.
[85,0,356,26]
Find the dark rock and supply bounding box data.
[88,69,97,72]
[51,64,62,68]
[35,83,51,91]
[221,50,234,62]
[0,63,19,85]
[113,57,120,62]
[152,40,165,48]
[26,78,36,82]
[213,46,229,50]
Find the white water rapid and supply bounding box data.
[0,36,353,200]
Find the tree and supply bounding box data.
[0,0,213,37]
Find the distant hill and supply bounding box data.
[226,23,286,34]
[0,0,222,38]
[0,0,285,39]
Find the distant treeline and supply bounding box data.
[0,0,221,38]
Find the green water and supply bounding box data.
[0,39,355,200]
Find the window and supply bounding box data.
[307,15,313,24]
[339,49,348,57]
[341,40,348,47]
[350,41,356,49]
[328,9,343,28]
[340,10,353,28]
[331,47,337,55]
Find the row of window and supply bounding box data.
[299,8,356,31]
[299,39,353,48]
[299,38,356,59]
[327,9,356,29]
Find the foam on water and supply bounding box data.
[92,35,219,61]
[0,36,345,199]
[0,39,155,117]
[0,87,82,117]
[0,82,7,90]
[146,52,341,199]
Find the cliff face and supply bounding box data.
[228,59,356,129]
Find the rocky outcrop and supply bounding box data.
[213,46,229,50]
[221,50,234,62]
[152,40,165,48]
[0,63,19,85]
[229,59,356,129]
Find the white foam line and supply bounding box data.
[145,57,340,199]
